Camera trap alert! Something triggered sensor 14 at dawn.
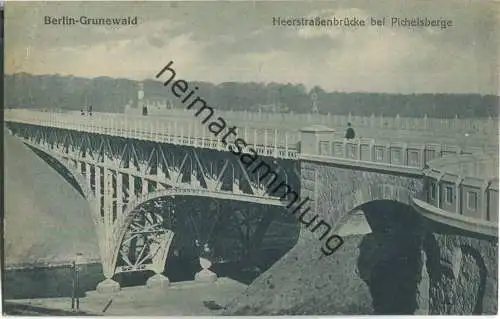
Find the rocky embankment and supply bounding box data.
[223,197,498,316]
[224,203,427,315]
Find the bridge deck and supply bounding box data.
[5,110,497,156]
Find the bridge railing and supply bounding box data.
[129,107,499,136]
[4,109,301,159]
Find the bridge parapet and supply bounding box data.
[298,124,489,176]
[412,153,498,236]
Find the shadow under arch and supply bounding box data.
[335,199,426,315]
[110,188,288,278]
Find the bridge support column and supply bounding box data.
[157,158,163,179]
[86,163,92,187]
[129,174,135,198]
[156,159,166,190]
[116,172,123,214]
[78,161,84,175]
[96,168,122,294]
[142,178,148,195]
[104,169,113,224]
[95,167,101,212]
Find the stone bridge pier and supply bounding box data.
[412,154,498,314]
[418,216,498,314]
[299,126,498,314]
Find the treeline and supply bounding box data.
[5,73,499,118]
[5,73,136,114]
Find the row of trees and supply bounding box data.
[5,73,498,118]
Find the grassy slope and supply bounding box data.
[4,132,100,266]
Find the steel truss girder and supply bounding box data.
[116,208,173,274]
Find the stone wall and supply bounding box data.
[300,159,424,236]
[423,221,498,315]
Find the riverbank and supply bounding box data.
[4,277,247,316]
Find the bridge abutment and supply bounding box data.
[411,153,498,314]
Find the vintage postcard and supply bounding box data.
[2,0,499,316]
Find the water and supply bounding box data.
[4,239,296,299]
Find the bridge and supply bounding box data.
[4,109,498,313]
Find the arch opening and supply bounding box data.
[337,200,426,315]
[114,195,301,287]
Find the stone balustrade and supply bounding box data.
[412,153,499,235]
[298,125,490,175]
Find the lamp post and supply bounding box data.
[71,260,76,311]
[311,91,318,114]
[72,253,84,312]
[463,131,471,154]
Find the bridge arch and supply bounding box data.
[332,197,426,314]
[329,182,417,232]
[320,181,425,314]
[110,188,287,278]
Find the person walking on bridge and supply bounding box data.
[345,122,355,139]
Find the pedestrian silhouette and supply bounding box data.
[80,109,84,115]
[345,122,355,139]
[88,105,93,116]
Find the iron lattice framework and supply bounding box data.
[7,123,299,279]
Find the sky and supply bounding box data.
[4,0,499,94]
